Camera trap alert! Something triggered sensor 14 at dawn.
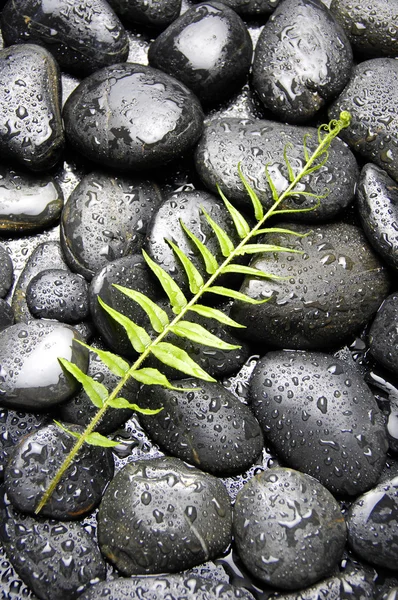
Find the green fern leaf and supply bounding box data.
[58,358,107,408]
[113,285,169,333]
[179,220,219,274]
[201,206,235,257]
[129,367,197,391]
[166,238,204,294]
[303,133,311,162]
[235,244,302,255]
[283,143,295,183]
[207,285,270,304]
[265,165,280,203]
[238,163,263,220]
[107,396,163,413]
[170,320,241,350]
[188,304,245,328]
[151,342,216,381]
[142,250,187,314]
[76,341,130,377]
[221,264,286,280]
[98,297,151,353]
[85,432,120,447]
[272,202,321,216]
[252,227,310,238]
[216,184,250,239]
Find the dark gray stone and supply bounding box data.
[63,63,204,171]
[148,2,252,105]
[137,378,264,474]
[0,244,13,298]
[98,457,232,575]
[1,0,129,75]
[230,222,390,350]
[369,293,398,375]
[0,299,14,331]
[4,422,114,519]
[252,0,353,123]
[233,467,347,589]
[0,44,64,171]
[207,0,281,17]
[108,0,182,29]
[249,351,389,495]
[194,117,358,220]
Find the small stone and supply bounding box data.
[233,467,347,590]
[369,292,398,375]
[108,0,182,29]
[209,0,281,17]
[0,299,14,331]
[98,456,232,575]
[4,422,114,519]
[0,244,13,298]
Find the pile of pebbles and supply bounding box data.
[0,0,397,598]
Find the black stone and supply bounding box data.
[1,0,129,76]
[249,351,389,495]
[4,422,114,519]
[63,63,204,171]
[61,172,162,280]
[194,117,358,220]
[0,320,89,410]
[0,44,64,171]
[230,222,390,349]
[0,244,13,298]
[369,293,398,376]
[233,467,347,590]
[148,1,252,105]
[108,0,182,29]
[252,0,353,123]
[0,299,14,331]
[137,378,264,474]
[98,456,232,575]
[26,268,90,323]
[207,0,281,17]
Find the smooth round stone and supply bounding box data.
[0,244,13,298]
[137,378,264,475]
[148,2,252,105]
[26,268,90,323]
[0,44,64,171]
[0,163,63,233]
[0,320,89,410]
[11,240,70,323]
[0,489,106,600]
[356,163,398,272]
[4,422,114,519]
[0,299,14,331]
[61,172,162,280]
[0,407,47,480]
[209,0,281,17]
[63,63,204,171]
[98,457,232,575]
[369,293,398,376]
[194,117,358,220]
[329,58,398,183]
[346,476,398,570]
[79,573,255,600]
[233,467,347,590]
[330,0,398,58]
[249,351,389,495]
[58,342,138,434]
[252,0,352,123]
[1,0,129,75]
[108,0,182,29]
[89,254,161,359]
[230,222,390,349]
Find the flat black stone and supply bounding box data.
[0,244,13,298]
[369,293,398,376]
[108,0,182,28]
[0,299,14,331]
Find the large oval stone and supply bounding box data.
[63,63,204,171]
[249,351,388,495]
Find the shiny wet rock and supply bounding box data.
[4,422,114,519]
[233,467,347,590]
[98,456,232,575]
[0,299,14,331]
[248,351,388,495]
[0,243,13,298]
[108,0,182,29]
[369,293,398,376]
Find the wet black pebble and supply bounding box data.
[0,320,89,410]
[329,58,398,183]
[231,222,390,350]
[0,488,106,600]
[233,467,347,590]
[252,0,353,123]
[249,351,388,495]
[0,299,14,331]
[346,475,398,570]
[63,63,204,171]
[61,172,162,280]
[0,163,63,233]
[1,0,129,75]
[213,0,281,17]
[0,243,13,298]
[148,1,252,106]
[4,422,114,519]
[79,572,255,599]
[108,0,182,29]
[26,268,90,323]
[0,44,64,171]
[356,163,398,272]
[369,292,398,376]
[194,117,358,221]
[98,456,232,575]
[137,378,264,475]
[330,0,398,58]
